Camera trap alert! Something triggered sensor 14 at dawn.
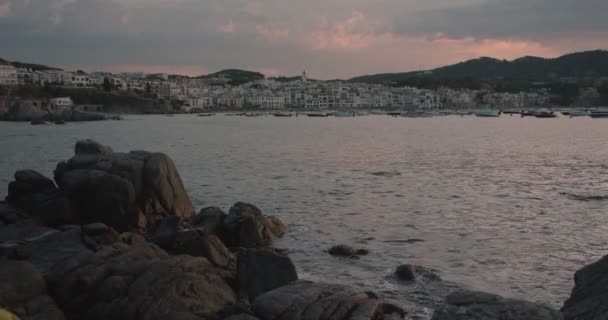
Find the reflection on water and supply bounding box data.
[2,115,608,311]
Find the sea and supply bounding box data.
[2,114,608,316]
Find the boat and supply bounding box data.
[333,111,355,117]
[590,109,608,118]
[534,109,557,118]
[520,110,535,117]
[355,111,369,116]
[386,111,402,117]
[400,111,434,118]
[197,113,214,117]
[245,112,263,117]
[306,112,329,117]
[54,120,66,125]
[474,110,501,117]
[502,110,521,115]
[273,112,292,117]
[569,110,589,117]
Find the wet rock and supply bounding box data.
[75,139,113,156]
[0,261,65,320]
[237,247,298,300]
[81,222,121,251]
[54,140,195,232]
[328,244,368,258]
[222,202,286,248]
[253,280,383,320]
[432,290,562,320]
[395,264,416,281]
[47,243,237,320]
[193,206,226,234]
[562,255,608,320]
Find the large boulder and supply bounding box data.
[562,255,608,320]
[222,203,286,248]
[171,228,235,271]
[193,206,226,235]
[47,243,237,320]
[432,290,561,320]
[252,281,383,320]
[54,140,195,232]
[5,170,72,226]
[0,261,65,320]
[237,248,298,300]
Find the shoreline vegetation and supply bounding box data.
[0,139,606,319]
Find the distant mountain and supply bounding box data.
[0,57,62,71]
[349,50,608,84]
[196,69,265,85]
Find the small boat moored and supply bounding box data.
[534,109,557,118]
[306,112,329,117]
[475,110,501,117]
[590,109,608,118]
[273,112,292,117]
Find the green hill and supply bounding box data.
[349,50,608,84]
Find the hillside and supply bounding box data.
[197,69,265,85]
[349,50,608,84]
[0,57,62,71]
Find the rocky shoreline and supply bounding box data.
[0,140,605,320]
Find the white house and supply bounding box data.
[0,63,18,86]
[50,97,74,110]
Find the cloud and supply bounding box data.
[0,0,606,79]
[394,0,608,41]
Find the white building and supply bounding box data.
[0,63,18,86]
[50,97,74,110]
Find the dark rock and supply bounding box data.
[395,264,416,281]
[0,203,27,225]
[120,232,146,246]
[237,248,298,300]
[6,170,72,226]
[172,228,235,271]
[193,206,226,234]
[562,255,608,320]
[0,261,65,320]
[253,280,383,320]
[225,315,261,320]
[151,216,180,250]
[81,222,121,251]
[47,243,237,320]
[54,141,195,232]
[75,139,113,155]
[432,290,562,320]
[222,202,285,248]
[328,244,368,258]
[13,227,91,276]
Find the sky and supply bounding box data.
[1,0,607,79]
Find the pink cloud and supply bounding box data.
[255,25,289,41]
[218,20,235,33]
[0,2,11,16]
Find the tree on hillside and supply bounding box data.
[102,77,114,92]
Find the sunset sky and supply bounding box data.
[1,0,607,79]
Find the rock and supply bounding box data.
[151,215,180,250]
[54,141,195,232]
[47,243,237,320]
[120,232,146,246]
[0,203,27,225]
[432,290,562,320]
[237,248,298,300]
[193,206,226,234]
[225,315,261,320]
[172,228,235,271]
[75,139,113,155]
[253,281,383,320]
[395,264,416,281]
[5,170,72,226]
[222,202,286,248]
[0,261,65,320]
[562,255,608,320]
[12,227,91,276]
[81,222,120,251]
[328,244,368,258]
